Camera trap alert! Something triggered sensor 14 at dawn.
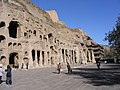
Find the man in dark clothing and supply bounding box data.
[96,60,101,69]
[67,62,72,74]
[5,65,12,85]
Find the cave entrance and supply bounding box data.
[8,21,19,38]
[9,52,18,67]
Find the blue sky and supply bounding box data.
[32,0,120,45]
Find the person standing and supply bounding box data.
[0,64,3,84]
[67,62,72,74]
[5,65,12,85]
[96,60,101,69]
[57,63,62,74]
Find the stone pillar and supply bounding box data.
[35,50,39,68]
[79,50,83,64]
[70,50,73,64]
[80,50,84,64]
[59,48,63,63]
[65,49,68,63]
[71,50,73,64]
[18,52,23,69]
[44,51,48,66]
[67,49,70,63]
[76,49,79,63]
[64,49,66,64]
[91,50,95,63]
[88,50,91,62]
[28,50,33,68]
[82,50,87,64]
[39,50,43,67]
[73,50,75,64]
[85,50,88,63]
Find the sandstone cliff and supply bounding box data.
[0,0,104,69]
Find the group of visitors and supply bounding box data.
[0,64,12,85]
[57,62,72,74]
[0,59,101,86]
[57,60,101,74]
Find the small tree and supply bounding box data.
[105,16,120,59]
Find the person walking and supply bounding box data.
[0,64,3,84]
[57,63,62,74]
[67,62,72,74]
[96,60,101,69]
[5,65,12,85]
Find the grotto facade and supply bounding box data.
[0,0,104,69]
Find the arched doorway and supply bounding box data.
[9,52,18,67]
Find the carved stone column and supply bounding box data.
[88,50,91,62]
[73,50,76,64]
[35,50,39,68]
[91,50,95,63]
[28,50,33,68]
[82,50,87,64]
[76,49,79,63]
[39,50,43,67]
[44,51,48,66]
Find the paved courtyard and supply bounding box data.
[0,63,120,90]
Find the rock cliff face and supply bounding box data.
[46,10,59,23]
[0,0,103,69]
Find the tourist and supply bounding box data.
[5,65,12,85]
[66,62,72,74]
[0,63,3,84]
[57,63,62,74]
[96,60,101,69]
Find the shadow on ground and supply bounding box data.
[65,64,120,86]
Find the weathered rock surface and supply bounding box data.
[0,0,103,69]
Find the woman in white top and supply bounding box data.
[0,64,3,84]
